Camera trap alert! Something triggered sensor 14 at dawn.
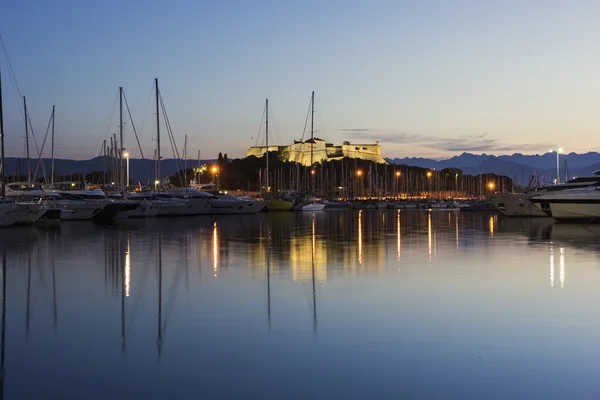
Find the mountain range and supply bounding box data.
[388,152,600,184]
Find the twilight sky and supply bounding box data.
[1,0,599,160]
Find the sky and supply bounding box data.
[1,0,600,161]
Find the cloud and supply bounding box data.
[336,128,437,144]
[336,128,555,154]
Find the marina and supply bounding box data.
[1,1,600,397]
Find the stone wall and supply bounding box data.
[247,141,387,165]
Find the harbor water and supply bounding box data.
[1,210,600,399]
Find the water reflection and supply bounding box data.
[428,212,432,263]
[1,252,6,400]
[396,211,401,261]
[358,210,363,265]
[1,211,600,398]
[550,245,555,288]
[560,247,565,289]
[213,222,218,277]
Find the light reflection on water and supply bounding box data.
[0,211,600,399]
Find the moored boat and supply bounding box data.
[529,188,600,221]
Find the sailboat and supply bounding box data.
[261,98,293,212]
[0,70,59,226]
[298,92,324,212]
[115,79,188,218]
[16,105,102,221]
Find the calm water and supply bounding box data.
[1,210,600,399]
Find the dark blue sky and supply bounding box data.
[1,0,599,160]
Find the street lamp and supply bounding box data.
[395,171,401,199]
[488,182,495,191]
[548,148,563,184]
[356,169,363,198]
[154,180,160,189]
[212,166,219,190]
[123,151,130,189]
[426,171,432,199]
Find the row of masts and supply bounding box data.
[260,162,513,199]
[5,77,167,195]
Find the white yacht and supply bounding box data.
[6,182,105,221]
[529,188,600,221]
[0,199,29,227]
[488,171,600,217]
[50,183,140,221]
[1,183,63,224]
[168,188,215,215]
[115,190,189,218]
[300,202,326,211]
[209,192,267,214]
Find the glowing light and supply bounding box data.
[212,166,218,174]
[395,171,401,177]
[311,170,316,175]
[123,152,129,158]
[488,182,495,190]
[356,169,363,177]
[489,216,494,236]
[426,171,432,178]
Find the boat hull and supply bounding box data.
[265,199,294,212]
[532,200,600,221]
[301,203,326,211]
[209,199,266,214]
[488,193,547,217]
[57,202,105,221]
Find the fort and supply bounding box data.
[247,138,387,166]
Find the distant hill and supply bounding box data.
[387,152,600,185]
[2,156,213,184]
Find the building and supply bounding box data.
[247,138,387,166]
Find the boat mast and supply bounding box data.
[155,78,161,189]
[184,134,187,188]
[265,98,269,198]
[119,87,125,198]
[0,71,5,199]
[51,105,55,188]
[119,87,127,199]
[310,91,314,168]
[24,96,30,182]
[197,150,201,184]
